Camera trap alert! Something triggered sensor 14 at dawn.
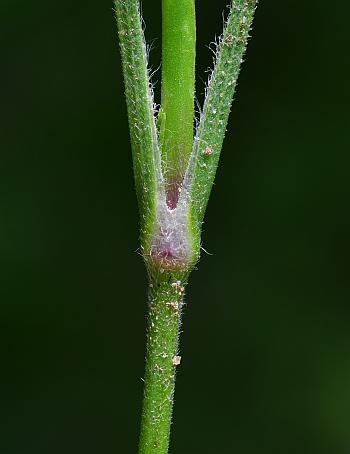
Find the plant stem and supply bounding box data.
[115,1,258,452]
[138,272,187,454]
[161,0,196,209]
[138,5,196,447]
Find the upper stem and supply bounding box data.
[161,0,196,209]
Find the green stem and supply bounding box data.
[115,1,258,452]
[138,272,187,454]
[138,5,196,447]
[161,0,196,209]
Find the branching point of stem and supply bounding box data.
[115,1,258,452]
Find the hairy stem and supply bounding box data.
[161,0,196,209]
[138,273,187,454]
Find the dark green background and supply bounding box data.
[1,0,350,452]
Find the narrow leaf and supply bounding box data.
[114,0,160,246]
[188,0,258,227]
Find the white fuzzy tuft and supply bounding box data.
[149,190,191,265]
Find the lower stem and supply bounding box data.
[138,271,187,454]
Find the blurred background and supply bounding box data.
[1,0,350,452]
